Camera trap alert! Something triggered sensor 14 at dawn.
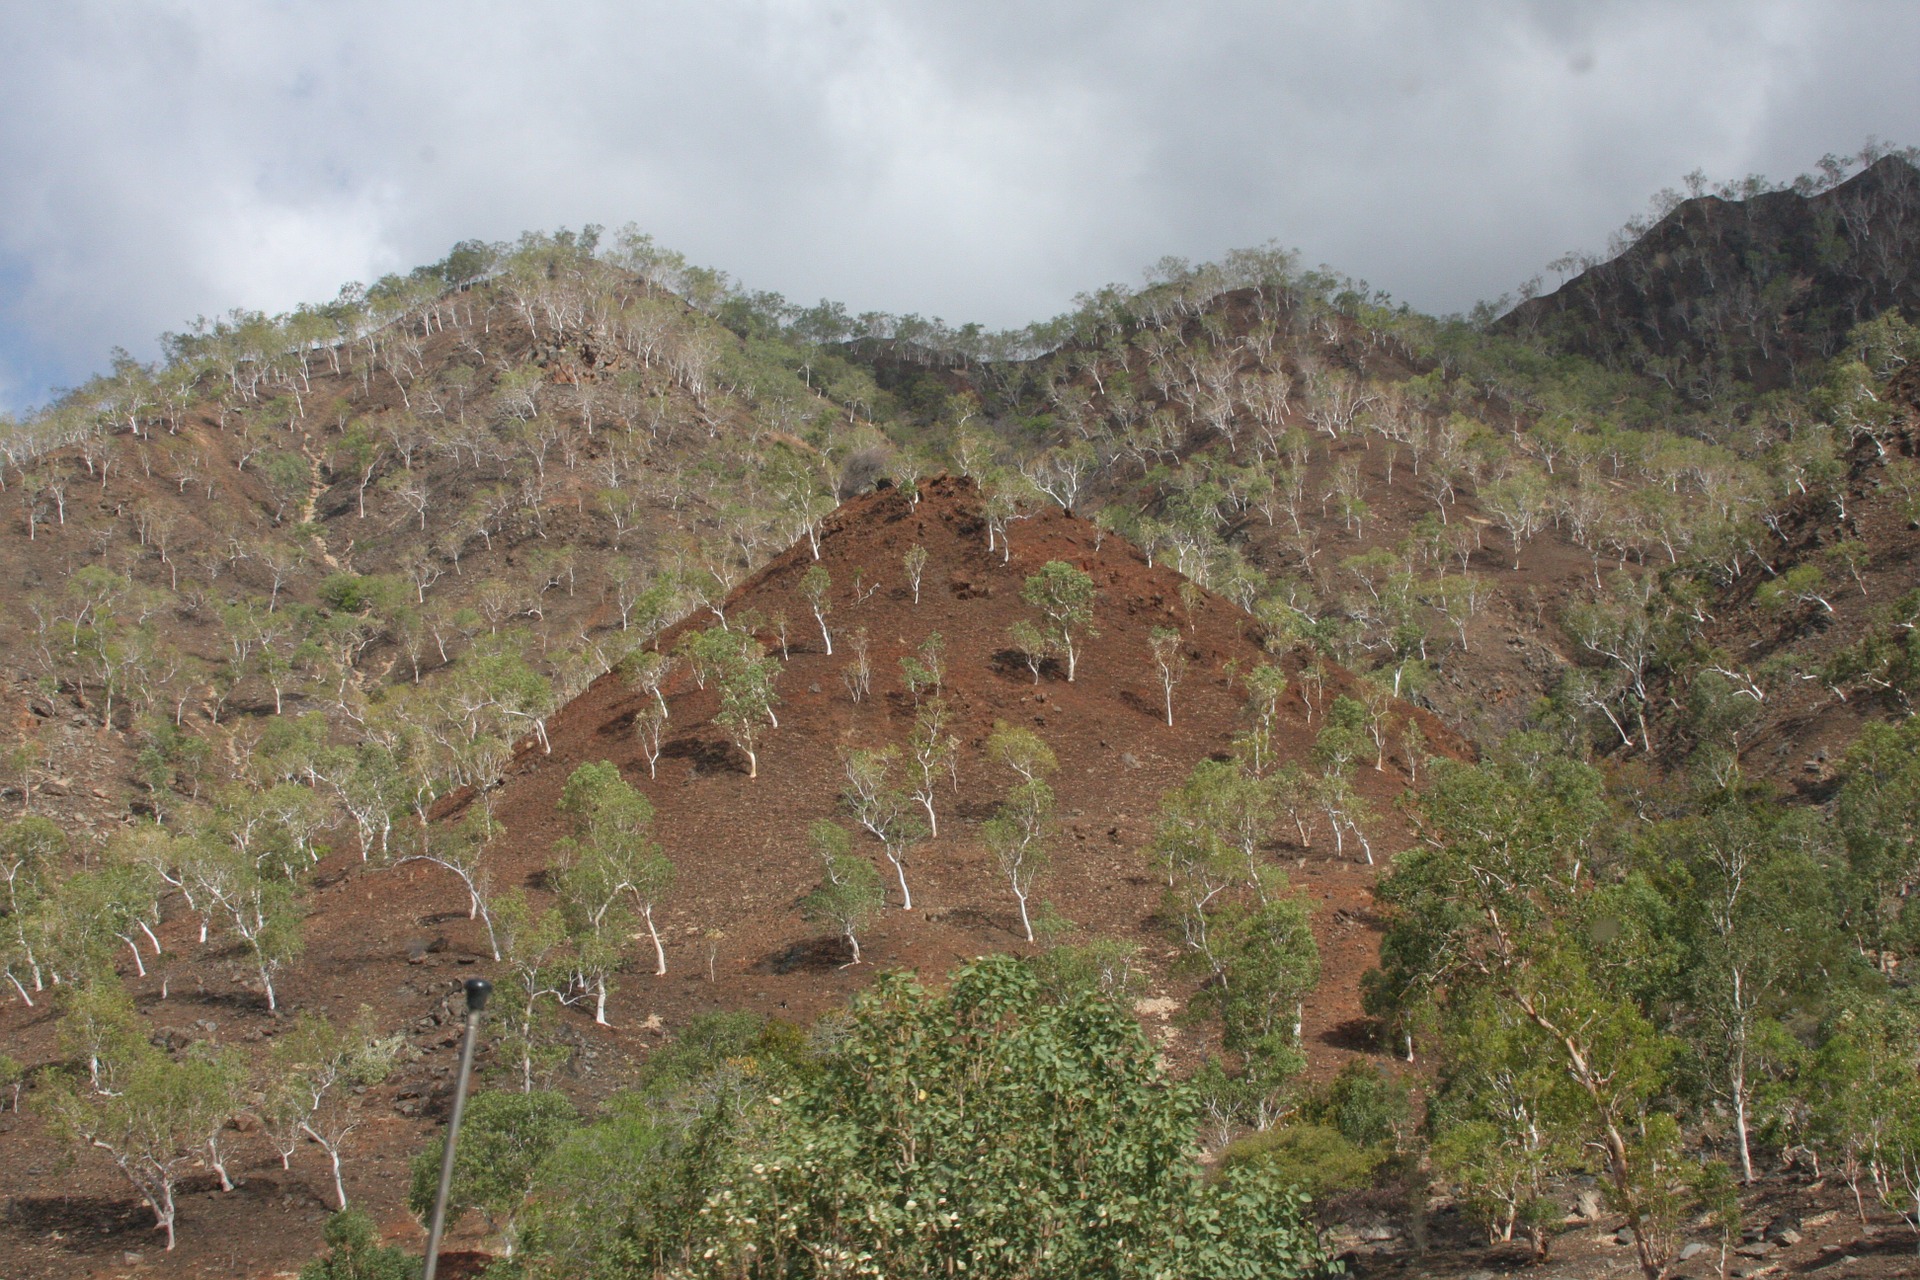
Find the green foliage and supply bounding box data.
[1430,1120,1562,1251]
[1756,563,1834,617]
[1833,716,1920,969]
[1150,1160,1331,1280]
[1805,995,1920,1225]
[1025,939,1145,1004]
[841,744,928,909]
[556,761,674,987]
[1640,794,1849,1178]
[626,1010,809,1103]
[299,1209,416,1280]
[408,1090,579,1245]
[1020,560,1098,681]
[508,1014,810,1279]
[984,721,1057,783]
[695,955,1331,1279]
[1,815,63,1001]
[800,820,883,963]
[1425,989,1583,1247]
[1313,1060,1410,1150]
[899,631,945,701]
[265,1006,403,1208]
[1,815,64,909]
[981,761,1054,942]
[506,1102,680,1279]
[715,632,784,778]
[1187,895,1320,1083]
[487,889,573,1090]
[315,573,399,615]
[1371,737,1744,1278]
[56,975,149,1094]
[39,1043,240,1250]
[1217,1122,1382,1201]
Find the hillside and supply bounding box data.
[2,168,1919,1279]
[1499,152,1920,400]
[470,474,1459,1034]
[0,475,1454,1278]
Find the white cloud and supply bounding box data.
[3,0,1917,408]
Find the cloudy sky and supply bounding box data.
[3,0,1916,410]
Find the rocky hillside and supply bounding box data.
[1498,152,1920,400]
[2,166,1919,1279]
[0,476,1450,1279]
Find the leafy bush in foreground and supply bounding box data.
[495,955,1333,1279]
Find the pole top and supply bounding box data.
[463,978,493,1013]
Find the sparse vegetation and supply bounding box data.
[3,146,1920,1276]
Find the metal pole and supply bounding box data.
[422,977,490,1280]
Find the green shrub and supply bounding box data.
[1315,1060,1410,1150]
[1218,1121,1383,1200]
[1026,939,1145,1003]
[300,1209,415,1280]
[699,955,1332,1278]
[408,1090,578,1247]
[0,1054,22,1110]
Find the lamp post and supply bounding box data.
[422,977,490,1280]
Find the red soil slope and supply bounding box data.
[464,474,1463,1047]
[0,476,1460,1279]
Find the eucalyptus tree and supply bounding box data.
[264,1008,404,1209]
[842,747,928,910]
[1371,741,1724,1280]
[1149,627,1187,727]
[1832,716,1920,973]
[555,761,675,994]
[714,633,782,780]
[1233,663,1289,777]
[904,697,958,837]
[39,1034,241,1251]
[1481,460,1551,569]
[1564,571,1666,753]
[490,890,574,1092]
[801,820,884,964]
[393,810,502,961]
[800,564,833,654]
[1648,799,1841,1183]
[903,543,929,604]
[0,816,62,1002]
[1020,561,1098,682]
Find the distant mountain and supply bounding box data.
[1498,154,1920,401]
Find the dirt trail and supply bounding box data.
[297,432,343,572]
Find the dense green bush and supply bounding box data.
[407,1090,578,1246]
[1217,1122,1383,1201]
[1313,1060,1410,1151]
[300,1210,415,1280]
[494,956,1332,1279]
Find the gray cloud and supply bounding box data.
[3,0,1917,409]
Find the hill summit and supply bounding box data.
[1499,153,1920,398]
